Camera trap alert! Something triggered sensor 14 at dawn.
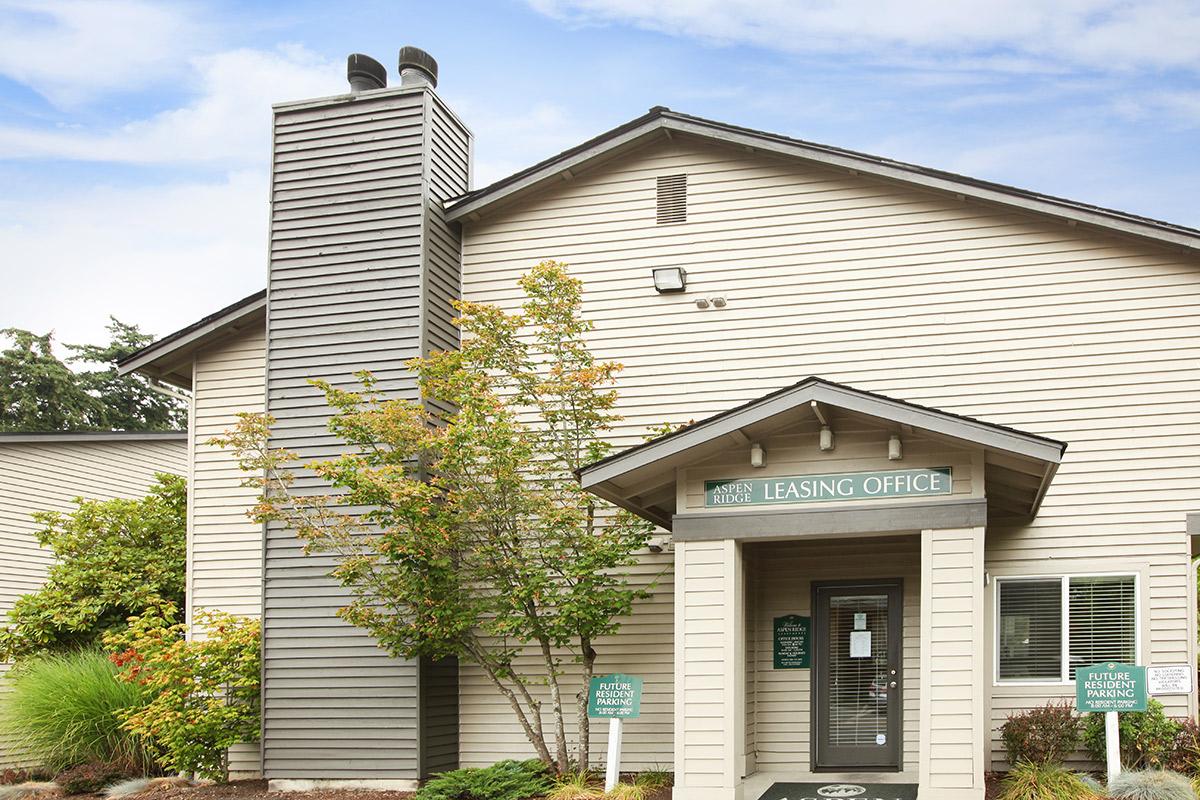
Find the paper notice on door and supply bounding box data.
[849,630,871,658]
[853,612,867,630]
[876,734,887,745]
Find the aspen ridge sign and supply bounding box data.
[705,467,952,508]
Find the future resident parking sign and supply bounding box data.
[1076,662,1148,712]
[587,674,643,719]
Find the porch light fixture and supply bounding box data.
[750,442,765,468]
[888,434,903,461]
[819,426,834,451]
[652,267,687,293]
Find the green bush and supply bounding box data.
[415,760,553,800]
[1107,769,1196,800]
[1001,701,1082,766]
[997,762,1102,800]
[1084,700,1181,770]
[54,762,133,795]
[0,650,151,772]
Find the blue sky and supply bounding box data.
[1,0,1198,348]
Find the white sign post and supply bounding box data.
[604,717,623,792]
[1105,711,1121,780]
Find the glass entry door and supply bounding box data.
[813,580,902,770]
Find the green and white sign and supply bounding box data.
[1076,663,1148,712]
[773,615,811,669]
[705,467,952,508]
[587,674,642,719]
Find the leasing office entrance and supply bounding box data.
[578,377,1066,800]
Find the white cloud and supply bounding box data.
[0,0,202,107]
[0,170,268,346]
[0,45,344,165]
[527,0,1200,73]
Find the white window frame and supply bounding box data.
[992,572,1140,687]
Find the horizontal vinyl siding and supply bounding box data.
[190,326,267,777]
[264,87,470,781]
[677,541,727,790]
[459,134,1200,770]
[0,438,186,768]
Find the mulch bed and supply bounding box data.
[146,782,414,800]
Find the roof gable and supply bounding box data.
[447,108,1200,256]
[578,377,1066,529]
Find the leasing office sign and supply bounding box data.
[705,467,952,507]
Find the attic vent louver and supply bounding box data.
[656,174,687,224]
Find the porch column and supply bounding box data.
[919,526,986,800]
[674,538,745,800]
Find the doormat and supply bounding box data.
[756,783,918,800]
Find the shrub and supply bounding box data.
[54,762,132,795]
[633,769,671,790]
[1165,717,1200,776]
[1084,700,1181,770]
[1001,701,1082,767]
[0,650,152,772]
[415,760,553,800]
[1107,769,1196,800]
[997,762,1102,800]
[104,605,260,782]
[0,474,185,662]
[0,772,47,787]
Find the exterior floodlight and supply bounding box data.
[652,267,687,293]
[750,442,765,468]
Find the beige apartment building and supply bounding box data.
[121,48,1200,799]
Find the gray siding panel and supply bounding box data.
[263,86,469,781]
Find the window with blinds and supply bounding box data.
[997,574,1137,683]
[998,579,1062,681]
[1069,576,1136,672]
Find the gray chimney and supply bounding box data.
[398,45,438,88]
[346,53,387,92]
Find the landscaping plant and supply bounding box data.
[1106,768,1196,800]
[997,761,1103,800]
[218,261,656,773]
[0,474,186,661]
[546,769,603,800]
[1084,700,1181,770]
[1165,717,1200,776]
[0,649,151,773]
[1001,701,1082,767]
[54,762,133,795]
[105,604,261,781]
[414,759,553,800]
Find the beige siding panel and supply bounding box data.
[190,326,267,777]
[0,437,186,768]
[459,134,1200,772]
[749,537,921,773]
[920,528,985,798]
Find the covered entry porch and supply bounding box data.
[579,378,1066,800]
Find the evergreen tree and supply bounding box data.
[0,328,98,432]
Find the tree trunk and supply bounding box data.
[576,637,595,769]
[468,644,555,767]
[539,637,570,773]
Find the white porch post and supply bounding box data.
[919,526,986,800]
[674,538,745,800]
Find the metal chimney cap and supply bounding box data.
[398,45,438,88]
[347,53,387,92]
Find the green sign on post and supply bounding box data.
[705,467,952,508]
[587,674,643,719]
[1076,663,1148,712]
[773,615,811,669]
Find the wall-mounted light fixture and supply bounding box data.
[888,434,903,461]
[750,442,765,468]
[652,267,687,293]
[819,426,834,452]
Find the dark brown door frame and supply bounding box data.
[810,578,904,772]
